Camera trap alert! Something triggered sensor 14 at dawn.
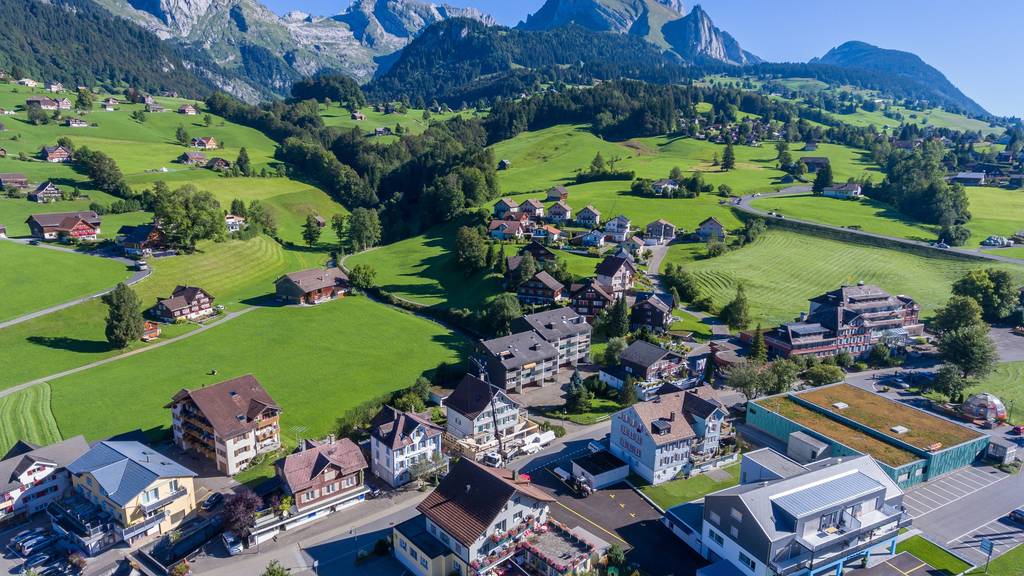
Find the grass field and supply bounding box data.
[668,229,1022,326]
[320,105,476,140]
[639,460,741,510]
[974,362,1024,425]
[0,384,62,454]
[669,312,715,342]
[967,543,1023,575]
[46,297,466,462]
[896,536,973,576]
[0,241,130,322]
[749,194,937,242]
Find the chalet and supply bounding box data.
[547,200,572,223]
[546,185,569,201]
[17,78,38,87]
[102,97,119,106]
[152,285,215,322]
[275,267,349,305]
[652,179,679,196]
[145,103,165,113]
[520,198,545,219]
[631,292,674,332]
[517,270,564,305]
[116,223,166,256]
[799,156,830,173]
[519,240,557,264]
[224,214,246,233]
[575,205,601,228]
[0,173,29,189]
[47,82,64,93]
[696,216,726,242]
[373,127,393,137]
[25,211,101,241]
[595,255,636,293]
[179,151,207,166]
[581,229,606,248]
[493,197,519,219]
[952,171,986,186]
[41,145,72,163]
[26,96,70,110]
[369,406,444,488]
[167,375,281,476]
[604,215,631,242]
[143,95,156,105]
[497,158,512,170]
[600,340,684,390]
[101,103,115,112]
[278,437,368,515]
[445,374,524,447]
[191,136,218,150]
[28,181,62,202]
[350,111,366,121]
[178,104,197,115]
[645,219,677,244]
[65,118,88,128]
[488,219,524,241]
[0,436,89,523]
[569,278,615,319]
[206,157,231,171]
[531,224,562,243]
[822,182,863,199]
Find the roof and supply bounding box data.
[279,437,367,494]
[66,441,195,506]
[417,459,553,546]
[27,211,100,228]
[647,218,675,228]
[569,279,613,303]
[158,285,212,312]
[480,331,559,370]
[515,307,592,342]
[742,448,808,480]
[117,223,158,244]
[824,183,862,192]
[634,293,672,314]
[0,436,89,493]
[167,374,280,439]
[488,220,523,234]
[522,198,544,209]
[955,172,986,179]
[773,470,884,518]
[526,270,564,292]
[572,450,627,476]
[445,374,519,420]
[627,392,697,445]
[799,156,830,164]
[577,205,600,217]
[276,267,348,296]
[549,200,571,213]
[699,216,724,229]
[620,340,677,370]
[394,516,450,558]
[495,197,518,209]
[370,406,441,450]
[595,255,635,277]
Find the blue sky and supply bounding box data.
[267,0,1023,117]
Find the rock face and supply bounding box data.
[90,0,495,97]
[518,0,757,64]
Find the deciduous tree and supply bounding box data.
[302,214,322,247]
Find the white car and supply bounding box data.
[222,531,243,556]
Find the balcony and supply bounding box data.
[140,487,188,514]
[772,508,907,575]
[123,511,168,540]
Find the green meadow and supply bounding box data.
[749,193,937,241]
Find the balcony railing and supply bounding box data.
[140,487,188,514]
[122,511,167,540]
[772,516,904,575]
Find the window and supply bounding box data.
[730,508,743,522]
[304,490,317,502]
[399,539,406,551]
[420,558,428,569]
[738,552,756,571]
[730,526,739,539]
[708,511,721,525]
[410,549,418,561]
[142,487,160,504]
[169,479,180,493]
[708,528,724,546]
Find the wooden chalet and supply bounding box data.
[275,267,349,305]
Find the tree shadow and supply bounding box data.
[26,335,115,354]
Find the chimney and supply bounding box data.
[512,469,518,482]
[798,312,808,322]
[669,412,676,422]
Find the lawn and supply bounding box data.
[638,460,742,510]
[967,542,1023,575]
[543,398,622,425]
[668,229,1023,327]
[669,312,715,342]
[963,187,1024,251]
[320,105,477,140]
[974,362,1024,425]
[45,297,466,481]
[0,241,130,322]
[896,536,973,576]
[749,194,937,242]
[0,383,62,455]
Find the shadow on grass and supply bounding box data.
[238,293,285,308]
[26,335,115,354]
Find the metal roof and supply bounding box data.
[772,471,883,518]
[67,441,195,506]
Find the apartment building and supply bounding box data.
[0,437,88,523]
[512,307,592,367]
[369,406,444,488]
[478,331,559,394]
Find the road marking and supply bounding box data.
[554,502,628,546]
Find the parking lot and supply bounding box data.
[946,516,1024,566]
[902,466,1008,519]
[0,518,79,576]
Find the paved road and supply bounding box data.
[0,239,151,330]
[734,186,1024,266]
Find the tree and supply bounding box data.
[932,295,985,334]
[867,343,894,367]
[152,184,225,251]
[952,269,1018,322]
[27,106,49,125]
[204,113,213,127]
[763,359,801,394]
[721,142,736,171]
[511,251,537,288]
[725,362,762,400]
[485,242,497,269]
[454,226,487,274]
[230,198,247,218]
[101,283,142,349]
[236,147,252,176]
[486,294,521,335]
[261,560,289,576]
[330,213,347,245]
[750,325,767,363]
[607,544,626,568]
[608,296,630,337]
[302,214,322,247]
[804,364,845,387]
[224,490,263,539]
[619,378,638,406]
[349,207,382,252]
[567,380,593,413]
[933,364,970,403]
[75,89,94,111]
[175,124,190,146]
[131,109,146,123]
[589,152,606,173]
[75,147,130,197]
[669,166,683,181]
[603,337,627,366]
[812,164,834,193]
[720,285,750,330]
[348,264,377,291]
[939,324,997,381]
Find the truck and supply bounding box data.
[481,452,505,468]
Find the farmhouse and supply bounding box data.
[696,216,726,242]
[631,292,674,332]
[102,97,118,106]
[65,117,88,128]
[167,374,282,476]
[206,157,231,171]
[178,151,207,165]
[47,82,64,93]
[512,306,592,367]
[517,270,564,305]
[664,451,908,576]
[224,213,245,232]
[191,136,218,150]
[800,156,831,173]
[41,145,72,163]
[274,267,349,305]
[952,171,986,186]
[25,211,101,241]
[145,103,165,113]
[493,197,519,219]
[604,214,632,242]
[369,406,444,488]
[0,173,28,188]
[569,278,615,320]
[595,255,636,294]
[350,111,366,121]
[116,222,166,256]
[0,436,88,523]
[373,127,393,137]
[52,441,197,554]
[278,436,368,514]
[575,204,601,228]
[497,158,511,170]
[26,96,70,110]
[17,78,38,87]
[101,103,115,112]
[645,219,677,244]
[758,283,923,360]
[652,178,679,196]
[610,389,727,484]
[546,199,572,224]
[152,285,215,322]
[479,330,559,393]
[178,104,197,115]
[546,185,569,201]
[519,198,544,219]
[822,182,863,199]
[488,219,525,241]
[28,181,62,202]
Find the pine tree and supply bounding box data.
[619,378,638,406]
[236,147,252,177]
[302,214,321,247]
[175,125,189,146]
[721,285,750,330]
[722,142,736,171]
[485,242,496,269]
[496,244,507,273]
[609,296,630,337]
[812,164,834,193]
[750,323,768,363]
[102,283,143,348]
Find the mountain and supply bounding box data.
[518,1,758,65]
[811,41,986,116]
[0,0,212,97]
[89,0,495,98]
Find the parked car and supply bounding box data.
[1009,508,1024,524]
[1012,425,1024,436]
[28,240,40,246]
[23,552,52,570]
[201,492,224,511]
[18,535,51,555]
[11,528,48,548]
[222,531,242,556]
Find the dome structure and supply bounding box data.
[961,393,1007,421]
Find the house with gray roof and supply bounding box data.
[512,306,592,367]
[663,451,909,576]
[478,330,559,394]
[0,436,88,522]
[369,406,445,488]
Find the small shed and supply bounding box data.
[987,437,1017,466]
[786,431,829,464]
[571,449,628,489]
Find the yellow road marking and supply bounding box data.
[555,502,628,546]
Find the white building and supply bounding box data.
[445,374,523,444]
[370,406,444,488]
[0,437,88,522]
[821,183,863,199]
[604,215,632,243]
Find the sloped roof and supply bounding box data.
[27,211,100,228]
[280,437,367,494]
[370,406,441,450]
[158,285,213,312]
[595,255,635,277]
[620,340,678,369]
[276,267,348,296]
[0,436,89,493]
[628,392,697,445]
[67,441,195,506]
[445,374,519,420]
[527,270,564,292]
[167,374,279,439]
[569,279,613,303]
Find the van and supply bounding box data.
[222,531,243,556]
